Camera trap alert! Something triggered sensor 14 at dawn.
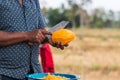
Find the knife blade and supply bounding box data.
[47,21,69,38]
[49,21,69,32]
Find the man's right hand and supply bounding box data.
[26,29,52,44]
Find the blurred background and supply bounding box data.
[39,0,120,80]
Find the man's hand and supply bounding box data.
[48,38,68,50]
[26,29,52,44]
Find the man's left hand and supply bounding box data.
[47,38,68,50]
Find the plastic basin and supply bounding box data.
[27,73,80,80]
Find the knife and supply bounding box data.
[47,21,69,38]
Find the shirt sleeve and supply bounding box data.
[35,0,47,29]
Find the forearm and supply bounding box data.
[0,31,28,46]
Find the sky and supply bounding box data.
[39,0,120,12]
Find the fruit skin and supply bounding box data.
[52,29,75,45]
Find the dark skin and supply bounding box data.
[0,0,68,50]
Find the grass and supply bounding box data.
[89,64,102,71]
[105,65,120,71]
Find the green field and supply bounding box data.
[50,28,120,80]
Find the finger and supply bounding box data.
[64,44,69,47]
[38,33,45,40]
[38,30,44,37]
[41,30,52,35]
[35,36,41,43]
[60,44,64,50]
[36,34,44,44]
[56,42,61,48]
[61,47,64,50]
[51,42,57,47]
[37,30,46,41]
[59,42,65,49]
[55,42,59,48]
[48,38,54,45]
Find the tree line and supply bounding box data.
[42,0,120,28]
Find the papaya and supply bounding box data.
[52,29,75,45]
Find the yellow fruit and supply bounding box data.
[43,73,67,80]
[52,29,75,45]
